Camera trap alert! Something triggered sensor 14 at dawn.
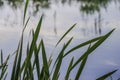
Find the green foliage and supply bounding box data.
[0,0,118,80]
[0,50,10,80]
[0,17,115,80]
[96,70,118,80]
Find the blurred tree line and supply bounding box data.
[0,0,116,14]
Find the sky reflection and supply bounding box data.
[0,0,120,79]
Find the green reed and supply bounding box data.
[0,0,118,80]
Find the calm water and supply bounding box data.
[0,0,120,80]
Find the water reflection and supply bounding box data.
[1,0,113,14]
[79,0,111,14]
[0,0,120,79]
[94,12,102,34]
[33,0,50,14]
[0,0,3,7]
[6,0,23,8]
[78,0,111,35]
[0,0,116,35]
[53,11,57,34]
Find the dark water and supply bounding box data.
[0,0,120,80]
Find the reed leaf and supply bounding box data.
[14,35,23,80]
[33,41,42,80]
[64,36,103,57]
[11,42,21,80]
[65,57,74,80]
[40,67,44,80]
[52,44,65,80]
[11,13,29,80]
[41,40,50,80]
[1,50,3,65]
[0,53,9,80]
[23,16,43,75]
[56,24,76,46]
[52,37,73,75]
[23,17,30,33]
[75,56,88,80]
[23,0,29,25]
[52,37,73,80]
[70,29,115,71]
[96,69,118,80]
[0,66,7,80]
[75,44,91,80]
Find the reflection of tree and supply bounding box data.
[33,0,49,8]
[2,0,50,12]
[0,0,117,35]
[54,0,112,15]
[53,11,57,35]
[77,0,111,35]
[115,0,120,10]
[0,0,113,14]
[0,0,3,7]
[33,0,50,14]
[6,0,23,9]
[94,12,102,35]
[79,0,111,14]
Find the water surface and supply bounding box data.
[0,0,120,79]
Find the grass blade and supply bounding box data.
[65,57,74,80]
[11,43,20,80]
[56,37,73,63]
[23,17,30,33]
[28,15,43,55]
[11,14,30,80]
[75,44,91,80]
[14,37,23,80]
[40,67,44,80]
[56,24,76,46]
[51,37,73,75]
[96,69,118,80]
[64,36,103,57]
[3,73,7,80]
[34,41,42,80]
[41,40,50,80]
[22,43,29,80]
[1,50,3,65]
[11,15,29,80]
[75,56,88,80]
[0,53,9,80]
[24,16,43,73]
[117,78,120,80]
[52,44,65,80]
[70,29,115,71]
[23,0,29,25]
[0,66,7,80]
[11,32,24,80]
[28,60,34,80]
[52,37,73,80]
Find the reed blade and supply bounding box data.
[71,29,115,71]
[65,57,74,80]
[56,24,76,46]
[23,0,29,25]
[41,40,50,80]
[96,69,118,80]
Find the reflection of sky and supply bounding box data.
[0,1,120,80]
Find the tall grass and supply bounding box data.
[0,0,118,80]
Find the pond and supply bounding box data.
[0,0,120,80]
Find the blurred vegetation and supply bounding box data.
[0,0,3,6]
[0,0,116,14]
[0,0,118,35]
[0,0,119,35]
[79,0,111,14]
[0,0,119,80]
